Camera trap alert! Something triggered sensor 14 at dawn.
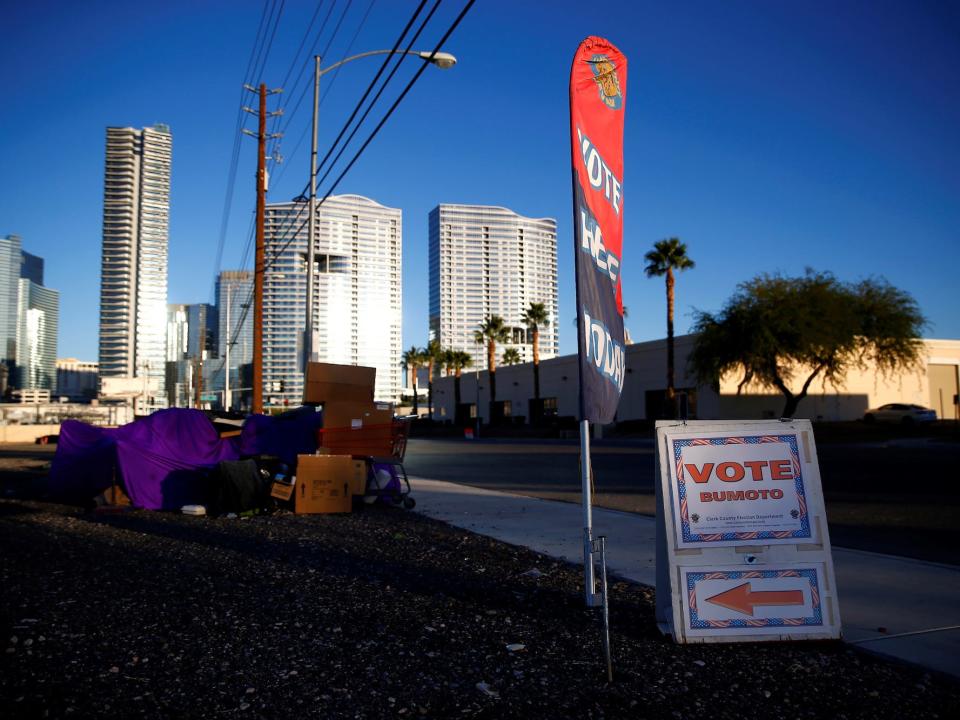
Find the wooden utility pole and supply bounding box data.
[194,355,203,409]
[243,83,282,415]
[253,83,266,414]
[195,309,207,409]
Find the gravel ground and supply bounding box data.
[2,497,959,719]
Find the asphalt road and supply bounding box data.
[5,437,956,566]
[403,436,960,566]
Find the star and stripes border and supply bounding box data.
[671,434,812,545]
[685,568,823,630]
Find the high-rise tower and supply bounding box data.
[98,124,171,401]
[429,204,559,368]
[262,195,402,404]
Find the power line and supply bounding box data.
[270,0,379,185]
[205,0,288,385]
[313,0,428,184]
[265,1,331,171]
[260,0,434,268]
[276,0,355,145]
[274,0,339,142]
[316,0,475,207]
[213,0,477,392]
[249,0,286,84]
[315,0,439,190]
[210,0,278,296]
[263,0,473,270]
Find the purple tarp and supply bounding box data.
[48,407,323,510]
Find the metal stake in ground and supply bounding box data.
[597,535,613,682]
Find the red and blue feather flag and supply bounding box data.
[570,36,627,424]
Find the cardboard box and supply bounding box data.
[320,402,394,457]
[350,458,368,496]
[94,483,131,507]
[303,362,376,404]
[294,455,353,514]
[270,481,294,501]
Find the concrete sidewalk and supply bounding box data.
[410,476,960,679]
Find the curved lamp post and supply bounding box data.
[303,50,457,371]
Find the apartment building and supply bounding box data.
[262,195,402,404]
[429,204,558,369]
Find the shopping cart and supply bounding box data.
[316,419,414,508]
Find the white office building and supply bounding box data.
[429,204,559,368]
[263,195,402,404]
[97,124,171,405]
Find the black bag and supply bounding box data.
[206,459,267,515]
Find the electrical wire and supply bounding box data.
[211,0,476,394]
[265,1,331,173]
[249,0,286,85]
[261,0,436,267]
[270,0,378,186]
[316,0,475,220]
[265,0,473,271]
[313,0,428,184]
[315,0,439,190]
[276,0,355,144]
[210,0,278,297]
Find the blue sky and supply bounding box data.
[2,0,958,361]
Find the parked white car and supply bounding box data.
[863,403,937,424]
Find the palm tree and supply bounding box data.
[402,346,424,416]
[644,238,695,413]
[473,315,511,413]
[440,348,455,378]
[452,350,472,418]
[424,339,442,420]
[502,347,522,365]
[521,302,550,400]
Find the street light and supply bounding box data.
[303,49,457,370]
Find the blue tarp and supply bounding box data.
[48,407,323,510]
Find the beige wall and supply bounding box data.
[0,424,61,443]
[432,336,960,423]
[718,339,960,420]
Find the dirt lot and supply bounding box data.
[2,490,960,719]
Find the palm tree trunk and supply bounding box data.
[666,269,676,409]
[532,327,541,400]
[412,365,419,415]
[428,359,434,421]
[488,341,497,403]
[454,368,462,419]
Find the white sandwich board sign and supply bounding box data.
[655,420,841,643]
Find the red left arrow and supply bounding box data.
[705,582,804,616]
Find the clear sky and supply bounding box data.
[2,0,958,362]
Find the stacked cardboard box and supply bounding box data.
[292,362,396,514]
[304,362,395,459]
[303,362,375,405]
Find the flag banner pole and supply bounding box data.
[569,36,627,610]
[580,419,596,606]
